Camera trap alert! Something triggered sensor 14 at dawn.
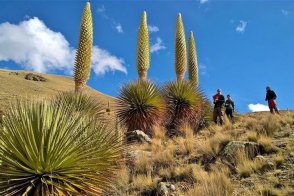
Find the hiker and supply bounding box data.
[225,94,235,122]
[213,89,225,125]
[265,86,280,114]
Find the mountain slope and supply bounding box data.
[0,69,114,110]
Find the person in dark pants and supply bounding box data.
[265,86,280,114]
[225,94,235,122]
[213,89,225,125]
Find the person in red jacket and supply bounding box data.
[265,86,280,114]
[213,89,225,125]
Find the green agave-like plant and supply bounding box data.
[188,31,199,88]
[54,91,105,119]
[175,13,187,81]
[74,2,93,92]
[163,80,210,131]
[116,81,165,135]
[0,95,123,195]
[136,11,150,81]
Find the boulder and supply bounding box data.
[220,141,264,164]
[157,182,176,196]
[126,130,152,144]
[25,73,47,82]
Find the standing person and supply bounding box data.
[225,94,235,122]
[213,89,225,125]
[265,86,280,114]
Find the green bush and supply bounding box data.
[0,94,123,195]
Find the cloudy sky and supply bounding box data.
[0,0,293,113]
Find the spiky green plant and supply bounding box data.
[175,13,187,81]
[74,2,93,92]
[117,81,165,135]
[0,95,123,195]
[163,81,210,131]
[54,91,105,119]
[188,31,199,88]
[136,11,150,81]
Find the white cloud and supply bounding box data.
[116,23,123,33]
[0,17,127,75]
[97,5,106,13]
[0,17,74,73]
[200,0,209,4]
[150,37,166,53]
[92,46,127,75]
[248,103,269,112]
[236,20,247,33]
[148,25,159,33]
[97,5,123,34]
[199,63,207,75]
[281,9,288,16]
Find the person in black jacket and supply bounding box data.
[213,89,225,125]
[265,86,279,114]
[225,94,235,122]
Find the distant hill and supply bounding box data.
[0,69,115,111]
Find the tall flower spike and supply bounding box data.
[175,13,187,81]
[136,11,150,81]
[188,31,199,87]
[74,2,93,92]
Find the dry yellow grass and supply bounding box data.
[0,69,114,110]
[186,169,233,196]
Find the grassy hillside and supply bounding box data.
[113,111,294,195]
[0,69,114,111]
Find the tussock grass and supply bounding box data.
[258,135,279,153]
[235,150,265,178]
[186,169,233,196]
[132,174,160,192]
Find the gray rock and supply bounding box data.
[157,182,176,196]
[220,141,263,165]
[157,182,169,196]
[126,130,152,144]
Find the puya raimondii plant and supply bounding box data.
[0,93,123,195]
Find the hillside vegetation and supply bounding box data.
[113,111,294,196]
[0,69,114,111]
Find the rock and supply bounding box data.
[157,182,169,196]
[157,182,176,196]
[170,184,176,192]
[220,141,264,165]
[25,73,47,82]
[126,130,152,144]
[9,71,19,75]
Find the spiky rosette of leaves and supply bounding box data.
[54,91,105,119]
[163,80,211,131]
[188,31,199,88]
[74,2,93,92]
[136,11,150,81]
[0,95,123,195]
[175,13,187,81]
[116,81,165,135]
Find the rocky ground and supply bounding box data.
[112,111,294,196]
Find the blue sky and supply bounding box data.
[0,0,293,113]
